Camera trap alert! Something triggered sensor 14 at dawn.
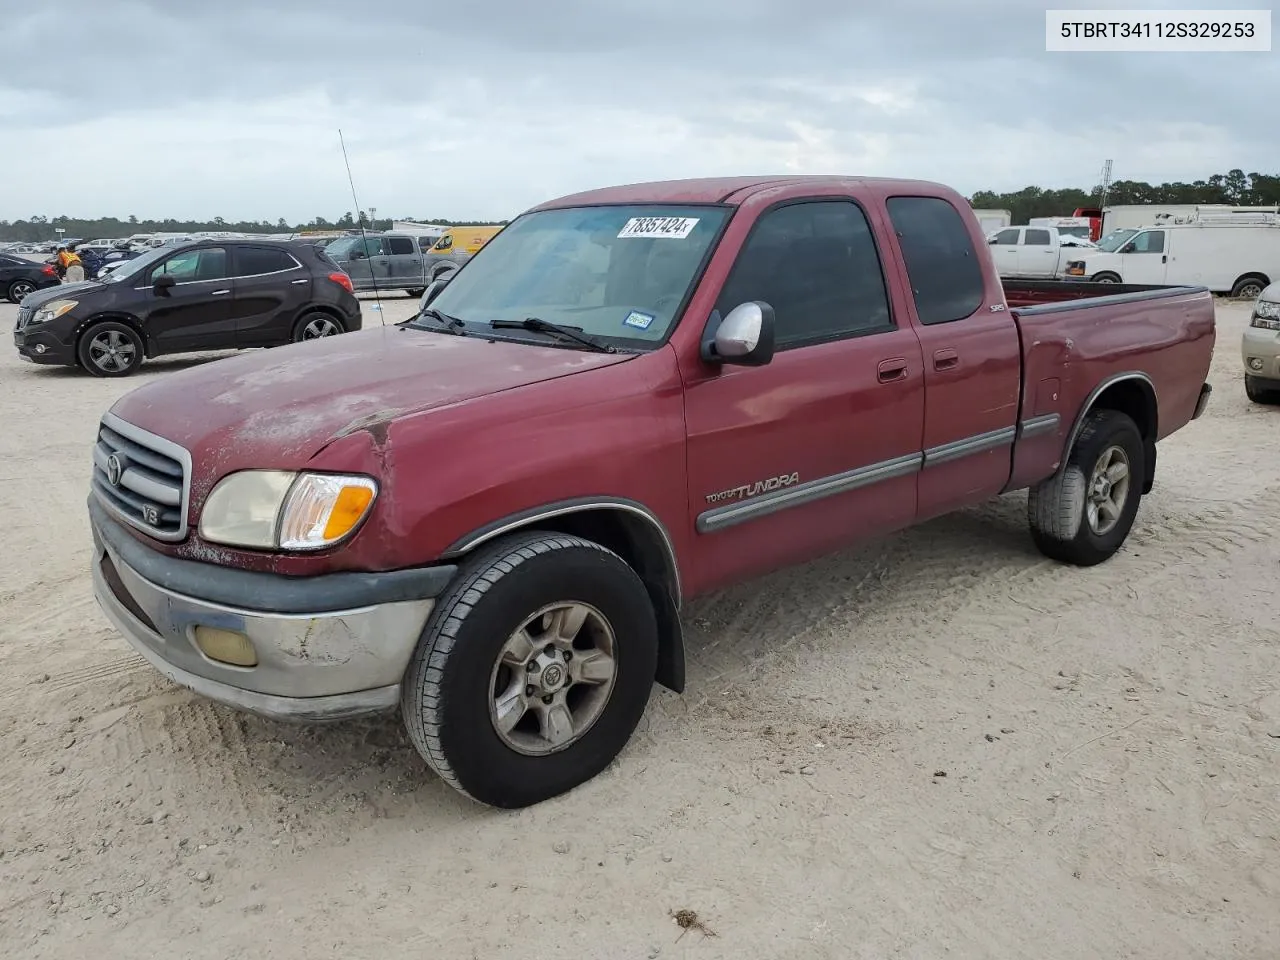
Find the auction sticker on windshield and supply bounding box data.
[623,310,655,330]
[617,217,700,239]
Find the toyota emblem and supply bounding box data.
[105,454,123,487]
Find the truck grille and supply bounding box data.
[91,414,191,541]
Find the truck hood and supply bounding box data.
[108,325,632,472]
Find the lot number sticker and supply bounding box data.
[617,217,700,239]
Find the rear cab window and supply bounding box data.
[386,236,415,255]
[886,196,985,325]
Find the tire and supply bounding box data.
[1245,375,1280,404]
[7,279,36,303]
[76,321,144,377]
[405,288,425,298]
[401,532,659,809]
[291,311,344,342]
[1028,409,1144,566]
[1231,276,1268,300]
[1091,272,1121,284]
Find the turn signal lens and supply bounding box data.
[278,474,378,550]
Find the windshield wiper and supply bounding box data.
[490,317,616,353]
[408,307,467,335]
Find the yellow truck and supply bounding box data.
[425,224,503,279]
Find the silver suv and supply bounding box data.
[1243,281,1280,404]
[324,231,441,296]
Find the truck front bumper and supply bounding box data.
[89,499,456,722]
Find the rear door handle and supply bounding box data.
[290,278,308,285]
[877,358,908,382]
[211,289,231,296]
[933,349,959,371]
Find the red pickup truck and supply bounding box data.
[88,176,1215,808]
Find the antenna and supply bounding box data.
[338,129,383,324]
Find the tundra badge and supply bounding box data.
[705,472,800,504]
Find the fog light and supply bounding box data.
[1248,357,1264,371]
[34,344,46,354]
[193,626,258,667]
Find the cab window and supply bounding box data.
[1127,230,1165,254]
[433,235,453,251]
[150,247,228,283]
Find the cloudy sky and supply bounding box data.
[1,0,1275,222]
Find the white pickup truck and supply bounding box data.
[986,225,1095,279]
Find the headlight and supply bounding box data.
[33,299,78,323]
[199,470,378,551]
[1252,300,1280,329]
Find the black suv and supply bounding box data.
[12,239,362,377]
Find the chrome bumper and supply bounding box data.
[90,507,447,722]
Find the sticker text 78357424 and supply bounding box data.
[617,217,700,240]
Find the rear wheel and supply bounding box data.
[7,279,36,303]
[405,288,425,298]
[1231,276,1268,300]
[1028,409,1144,566]
[291,312,344,341]
[77,321,144,377]
[401,532,659,809]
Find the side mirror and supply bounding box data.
[1118,243,1134,254]
[988,237,999,244]
[152,274,176,295]
[349,248,366,260]
[700,301,776,367]
[420,274,451,307]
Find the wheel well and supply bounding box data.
[1232,272,1269,291]
[1080,376,1159,493]
[459,507,685,694]
[75,313,151,356]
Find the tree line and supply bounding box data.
[970,169,1280,225]
[4,169,1280,242]
[0,211,507,244]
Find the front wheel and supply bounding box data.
[77,321,144,377]
[405,288,425,298]
[401,532,659,809]
[1091,272,1121,284]
[1245,375,1280,404]
[1028,409,1144,566]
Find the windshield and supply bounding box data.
[420,204,728,346]
[325,235,382,259]
[101,244,172,283]
[1057,225,1091,239]
[1097,229,1137,252]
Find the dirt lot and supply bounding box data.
[2,293,1278,960]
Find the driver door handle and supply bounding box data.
[877,358,908,382]
[211,289,231,296]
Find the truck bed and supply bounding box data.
[1002,278,1206,310]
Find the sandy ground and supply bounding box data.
[1,292,1278,960]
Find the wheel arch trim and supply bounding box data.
[441,496,682,606]
[1063,371,1157,463]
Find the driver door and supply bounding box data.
[1117,229,1168,284]
[138,246,235,353]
